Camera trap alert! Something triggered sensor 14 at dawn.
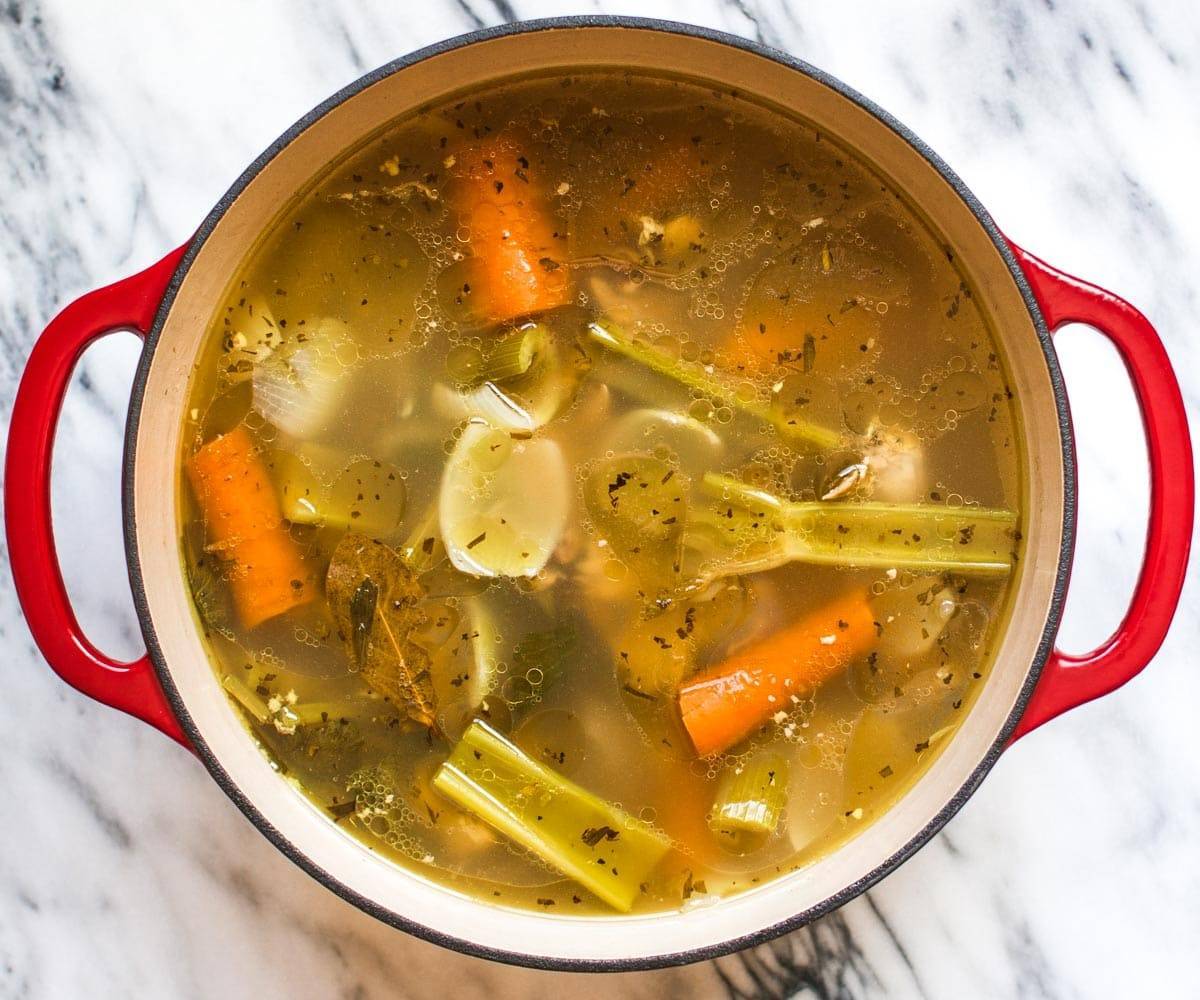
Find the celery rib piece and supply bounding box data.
[710,753,789,836]
[433,720,671,912]
[222,674,271,724]
[700,474,788,515]
[483,323,549,382]
[447,323,548,385]
[287,701,348,726]
[586,321,843,450]
[701,472,1017,575]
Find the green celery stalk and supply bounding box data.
[482,323,549,382]
[433,720,672,912]
[463,596,502,707]
[447,323,549,385]
[699,474,788,516]
[702,472,1017,575]
[710,752,789,836]
[286,701,349,726]
[222,673,271,724]
[586,321,843,450]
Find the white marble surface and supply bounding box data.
[2,1,1198,997]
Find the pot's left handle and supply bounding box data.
[6,247,190,747]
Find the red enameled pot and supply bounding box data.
[5,17,1194,971]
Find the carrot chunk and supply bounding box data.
[186,426,314,629]
[450,135,569,324]
[678,590,876,757]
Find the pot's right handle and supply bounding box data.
[6,248,190,747]
[1007,242,1194,741]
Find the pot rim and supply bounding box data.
[122,15,1075,972]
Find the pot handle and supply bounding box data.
[1007,242,1194,741]
[6,247,190,747]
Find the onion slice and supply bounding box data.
[439,421,569,578]
[252,317,352,438]
[605,408,724,471]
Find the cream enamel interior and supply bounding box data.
[131,25,1065,964]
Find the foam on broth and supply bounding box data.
[178,70,1023,915]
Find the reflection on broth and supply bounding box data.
[179,71,1023,915]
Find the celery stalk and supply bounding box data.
[433,720,672,912]
[464,596,502,707]
[447,323,548,385]
[222,674,271,724]
[700,474,788,516]
[287,701,347,726]
[782,500,1015,573]
[586,321,843,450]
[483,323,549,382]
[710,752,789,836]
[701,472,1017,575]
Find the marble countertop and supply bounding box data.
[2,1,1197,997]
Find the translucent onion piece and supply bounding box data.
[252,317,351,438]
[586,270,701,332]
[327,458,407,540]
[605,408,724,473]
[267,445,338,525]
[464,595,503,706]
[432,380,541,434]
[439,421,569,578]
[583,454,687,593]
[268,444,406,540]
[786,757,844,853]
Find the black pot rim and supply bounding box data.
[122,14,1076,974]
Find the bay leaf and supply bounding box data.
[326,532,437,729]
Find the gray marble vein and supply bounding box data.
[1,1,1198,997]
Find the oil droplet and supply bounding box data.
[602,559,628,582]
[937,371,987,412]
[842,390,878,436]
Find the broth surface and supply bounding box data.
[179,70,1023,915]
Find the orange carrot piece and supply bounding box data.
[678,591,876,757]
[451,135,569,324]
[186,426,314,629]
